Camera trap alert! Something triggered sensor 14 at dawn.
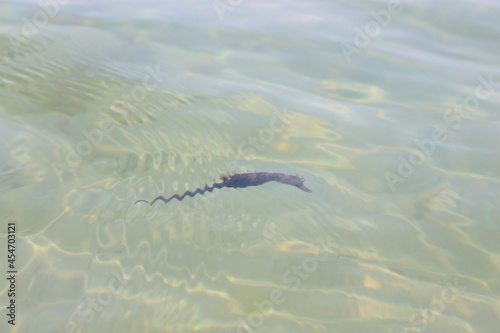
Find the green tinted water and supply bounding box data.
[1,0,499,332]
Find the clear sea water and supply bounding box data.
[1,0,499,332]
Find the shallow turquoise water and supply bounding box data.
[0,0,499,332]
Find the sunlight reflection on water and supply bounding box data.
[1,0,499,332]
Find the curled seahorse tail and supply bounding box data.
[181,183,218,199]
[146,183,223,206]
[149,195,174,205]
[135,199,150,205]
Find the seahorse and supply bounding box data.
[135,172,311,206]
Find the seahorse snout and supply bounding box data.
[298,185,312,192]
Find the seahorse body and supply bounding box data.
[135,172,311,206]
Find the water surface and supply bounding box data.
[0,0,499,332]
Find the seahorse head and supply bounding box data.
[278,174,312,192]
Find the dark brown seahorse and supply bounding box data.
[135,172,312,206]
